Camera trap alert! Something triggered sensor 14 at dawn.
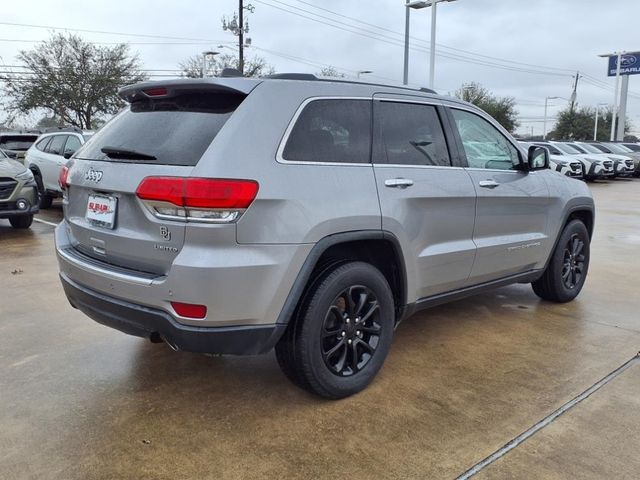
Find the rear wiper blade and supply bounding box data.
[100,146,157,160]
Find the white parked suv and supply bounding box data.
[25,128,94,208]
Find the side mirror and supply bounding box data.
[527,145,549,171]
[63,151,74,159]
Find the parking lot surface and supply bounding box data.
[1,181,639,480]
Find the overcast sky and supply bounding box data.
[2,0,640,135]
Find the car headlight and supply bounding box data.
[15,170,34,181]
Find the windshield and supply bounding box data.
[604,143,632,153]
[534,142,561,155]
[590,144,611,153]
[78,91,245,166]
[576,143,604,154]
[0,136,38,150]
[552,143,581,154]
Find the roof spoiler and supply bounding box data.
[118,78,261,103]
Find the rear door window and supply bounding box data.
[35,137,52,152]
[374,101,450,166]
[282,99,371,164]
[46,135,67,156]
[77,92,245,166]
[64,136,82,156]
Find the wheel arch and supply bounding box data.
[541,205,594,273]
[276,231,408,326]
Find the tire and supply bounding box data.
[9,214,33,229]
[33,174,53,209]
[532,220,590,303]
[39,194,53,209]
[275,261,395,399]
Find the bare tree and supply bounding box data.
[179,53,275,78]
[316,66,345,78]
[0,34,146,129]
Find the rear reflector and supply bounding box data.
[136,177,259,209]
[58,166,70,189]
[171,302,207,319]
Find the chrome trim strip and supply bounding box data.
[58,247,162,286]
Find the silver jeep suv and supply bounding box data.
[56,75,594,398]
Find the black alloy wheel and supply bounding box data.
[321,285,382,377]
[561,234,585,290]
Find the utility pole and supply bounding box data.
[222,2,253,76]
[402,0,410,85]
[569,71,580,113]
[238,0,244,75]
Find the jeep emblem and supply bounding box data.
[85,168,103,183]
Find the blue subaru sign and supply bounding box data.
[608,53,640,76]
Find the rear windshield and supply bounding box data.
[0,135,38,150]
[77,92,245,166]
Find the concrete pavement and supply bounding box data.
[0,182,639,479]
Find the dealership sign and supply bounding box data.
[607,53,640,76]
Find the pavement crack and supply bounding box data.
[453,353,640,480]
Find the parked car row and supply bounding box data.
[0,127,94,211]
[518,140,640,181]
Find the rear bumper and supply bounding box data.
[60,273,286,354]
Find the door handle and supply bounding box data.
[478,180,500,189]
[385,178,414,189]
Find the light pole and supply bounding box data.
[405,0,457,90]
[357,70,373,79]
[201,51,219,78]
[593,103,609,141]
[543,96,559,140]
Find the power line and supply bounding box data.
[0,21,224,43]
[254,0,572,77]
[289,0,575,74]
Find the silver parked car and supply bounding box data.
[25,129,94,208]
[55,75,595,398]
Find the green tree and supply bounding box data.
[455,82,519,133]
[547,106,630,141]
[180,53,274,78]
[0,34,145,129]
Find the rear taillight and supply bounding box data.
[58,166,70,190]
[136,177,259,223]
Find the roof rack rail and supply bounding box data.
[42,126,83,134]
[265,73,318,80]
[260,71,439,95]
[220,68,243,78]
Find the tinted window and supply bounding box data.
[534,142,562,155]
[0,135,38,150]
[78,92,245,166]
[46,135,67,156]
[451,109,519,170]
[553,143,582,155]
[35,137,52,152]
[591,144,610,153]
[282,99,371,163]
[374,101,450,166]
[622,143,640,152]
[64,135,82,155]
